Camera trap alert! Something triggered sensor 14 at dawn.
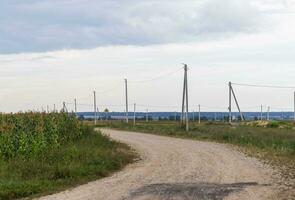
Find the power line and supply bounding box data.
[97,83,122,94]
[232,82,295,89]
[130,67,182,83]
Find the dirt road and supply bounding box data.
[39,129,279,200]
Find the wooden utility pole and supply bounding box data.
[125,79,129,123]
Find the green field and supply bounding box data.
[98,120,295,184]
[0,113,136,200]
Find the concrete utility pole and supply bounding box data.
[267,106,270,121]
[93,91,97,125]
[181,64,189,132]
[294,92,295,123]
[74,98,77,114]
[198,104,201,124]
[185,65,189,132]
[181,68,186,124]
[63,102,67,113]
[229,82,244,122]
[133,103,136,125]
[229,82,232,124]
[125,79,129,123]
[260,105,263,121]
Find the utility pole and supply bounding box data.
[267,106,270,121]
[133,103,136,125]
[181,64,189,131]
[229,82,232,124]
[93,91,97,125]
[294,92,295,123]
[74,98,77,114]
[146,109,149,122]
[125,79,129,123]
[175,111,177,121]
[185,65,189,132]
[63,102,67,113]
[54,104,56,113]
[181,67,186,124]
[260,105,263,121]
[192,110,195,122]
[229,82,244,122]
[198,104,201,124]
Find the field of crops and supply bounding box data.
[0,113,136,199]
[0,112,86,159]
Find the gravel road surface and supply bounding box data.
[39,129,279,200]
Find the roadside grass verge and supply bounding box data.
[0,114,136,200]
[98,121,295,182]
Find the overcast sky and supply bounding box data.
[1,0,295,112]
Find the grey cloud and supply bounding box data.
[0,0,267,54]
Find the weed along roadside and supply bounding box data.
[98,120,295,193]
[0,112,136,200]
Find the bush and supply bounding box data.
[267,121,280,128]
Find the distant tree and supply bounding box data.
[104,108,109,120]
[254,116,258,121]
[169,115,175,121]
[78,115,85,120]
